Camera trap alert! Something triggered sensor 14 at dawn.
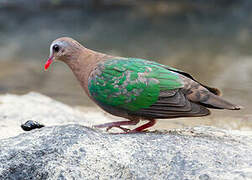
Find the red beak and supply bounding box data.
[44,55,54,71]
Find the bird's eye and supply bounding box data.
[53,44,60,52]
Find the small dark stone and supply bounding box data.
[21,120,44,131]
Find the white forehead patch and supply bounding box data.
[50,40,68,56]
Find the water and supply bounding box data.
[0,2,252,130]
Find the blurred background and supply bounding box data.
[0,0,252,130]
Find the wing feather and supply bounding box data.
[132,90,210,118]
[89,58,211,118]
[88,58,184,112]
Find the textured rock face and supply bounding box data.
[0,92,251,179]
[0,125,252,180]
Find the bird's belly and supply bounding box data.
[93,100,131,119]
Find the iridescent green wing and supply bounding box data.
[88,58,184,112]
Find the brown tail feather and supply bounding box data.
[199,93,242,110]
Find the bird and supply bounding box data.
[44,37,241,133]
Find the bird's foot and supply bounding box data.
[130,119,156,133]
[120,119,157,134]
[93,119,139,132]
[106,126,130,132]
[94,119,156,134]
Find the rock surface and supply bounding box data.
[0,125,252,180]
[0,92,252,179]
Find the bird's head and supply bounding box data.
[44,37,83,70]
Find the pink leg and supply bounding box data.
[128,119,157,133]
[94,119,140,132]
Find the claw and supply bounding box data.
[117,126,130,132]
[106,126,130,132]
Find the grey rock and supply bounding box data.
[0,92,251,179]
[0,125,251,180]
